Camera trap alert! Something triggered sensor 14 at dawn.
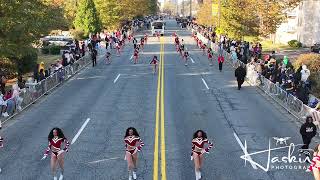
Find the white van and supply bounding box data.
[151,21,165,36]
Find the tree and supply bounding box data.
[196,1,216,27]
[74,0,102,37]
[216,0,301,38]
[94,0,122,30]
[0,0,65,75]
[163,2,176,15]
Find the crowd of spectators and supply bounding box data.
[191,23,317,108]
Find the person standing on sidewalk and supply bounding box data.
[0,120,3,173]
[235,63,246,90]
[300,116,317,153]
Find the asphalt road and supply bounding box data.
[0,19,315,180]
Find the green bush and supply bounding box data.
[49,45,61,55]
[294,53,320,97]
[288,40,302,48]
[41,46,50,54]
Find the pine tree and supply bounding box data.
[74,0,102,36]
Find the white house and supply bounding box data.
[275,0,320,46]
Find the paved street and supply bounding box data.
[0,19,314,180]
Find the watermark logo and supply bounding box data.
[235,134,311,172]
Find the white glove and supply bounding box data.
[201,149,209,154]
[41,155,47,160]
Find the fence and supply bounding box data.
[1,54,91,123]
[194,29,320,125]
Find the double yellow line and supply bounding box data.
[153,37,167,180]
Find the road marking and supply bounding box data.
[88,157,120,164]
[113,74,121,83]
[160,38,167,180]
[71,118,91,145]
[153,40,161,180]
[201,78,210,90]
[233,132,258,169]
[190,57,195,63]
[130,55,133,60]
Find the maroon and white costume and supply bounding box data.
[124,136,144,155]
[44,137,70,157]
[191,137,213,156]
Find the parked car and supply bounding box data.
[311,43,320,53]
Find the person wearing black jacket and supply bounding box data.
[300,116,317,151]
[91,49,98,67]
[235,64,246,90]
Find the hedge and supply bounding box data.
[288,40,302,48]
[294,53,320,97]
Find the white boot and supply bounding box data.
[53,176,57,180]
[195,171,199,180]
[199,171,202,179]
[129,175,133,180]
[59,174,63,180]
[132,171,137,179]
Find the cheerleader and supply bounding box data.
[191,130,213,180]
[207,48,213,66]
[42,128,70,180]
[115,42,121,56]
[201,44,206,55]
[183,51,189,66]
[133,48,139,64]
[308,144,320,180]
[144,33,148,44]
[128,34,132,42]
[140,38,145,51]
[124,127,144,180]
[150,56,159,74]
[156,31,160,41]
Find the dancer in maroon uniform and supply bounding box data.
[191,130,213,180]
[124,127,144,180]
[42,128,70,180]
[150,56,159,74]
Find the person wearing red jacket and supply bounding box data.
[124,127,144,180]
[218,54,225,72]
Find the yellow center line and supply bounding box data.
[160,37,167,180]
[153,36,167,180]
[153,38,162,180]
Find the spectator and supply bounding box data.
[3,90,14,115]
[17,75,26,89]
[33,64,40,82]
[12,84,23,111]
[300,116,317,153]
[0,73,6,95]
[0,92,8,117]
[39,62,45,73]
[301,65,311,83]
[39,69,46,81]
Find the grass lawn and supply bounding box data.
[37,51,61,68]
[243,36,301,52]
